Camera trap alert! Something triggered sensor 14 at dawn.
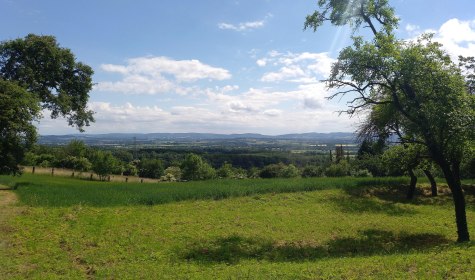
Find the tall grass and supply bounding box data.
[0,174,408,207]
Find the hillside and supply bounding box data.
[0,174,473,279]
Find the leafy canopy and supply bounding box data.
[0,80,40,174]
[0,34,94,131]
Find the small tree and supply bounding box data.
[92,151,118,181]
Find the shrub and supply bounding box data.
[260,163,300,178]
[302,165,324,178]
[325,160,351,177]
[138,158,164,179]
[181,154,216,181]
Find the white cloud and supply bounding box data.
[258,51,335,83]
[96,56,231,95]
[256,59,267,67]
[435,18,475,58]
[37,80,353,135]
[405,23,420,35]
[263,109,282,116]
[218,14,272,32]
[218,20,265,32]
[405,18,475,59]
[261,65,306,82]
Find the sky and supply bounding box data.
[1,0,475,135]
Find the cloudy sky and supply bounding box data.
[1,0,474,135]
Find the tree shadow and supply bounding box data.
[328,187,417,216]
[4,181,32,190]
[344,183,475,209]
[178,230,449,264]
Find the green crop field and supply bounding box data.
[1,174,474,279]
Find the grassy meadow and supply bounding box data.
[0,174,474,279]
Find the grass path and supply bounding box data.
[0,189,19,260]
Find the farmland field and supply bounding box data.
[0,174,474,279]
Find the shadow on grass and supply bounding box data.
[344,183,475,210]
[178,229,449,264]
[327,194,417,216]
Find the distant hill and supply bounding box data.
[38,132,356,145]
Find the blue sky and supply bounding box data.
[1,0,475,135]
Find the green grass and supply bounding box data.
[0,174,474,279]
[0,174,408,207]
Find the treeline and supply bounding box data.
[22,139,475,182]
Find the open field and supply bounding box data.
[21,166,159,183]
[0,174,474,279]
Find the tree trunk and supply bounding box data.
[441,164,470,242]
[406,169,417,199]
[423,169,437,196]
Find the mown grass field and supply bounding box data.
[0,174,474,279]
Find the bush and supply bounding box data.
[163,166,182,181]
[302,165,324,178]
[181,154,216,181]
[351,169,372,177]
[325,160,351,177]
[138,158,164,179]
[217,162,234,178]
[260,163,300,178]
[281,164,300,178]
[122,162,138,176]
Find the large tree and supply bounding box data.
[0,34,94,174]
[305,0,475,242]
[0,80,40,174]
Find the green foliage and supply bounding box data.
[383,145,419,175]
[138,158,164,179]
[112,150,134,163]
[0,34,94,130]
[259,163,301,178]
[122,162,138,176]
[357,139,386,158]
[62,140,87,158]
[459,56,475,95]
[0,80,40,175]
[91,151,119,181]
[58,156,91,171]
[0,35,94,174]
[280,164,300,178]
[301,165,324,178]
[217,162,235,178]
[306,0,475,241]
[351,168,372,177]
[304,0,398,34]
[181,153,216,181]
[353,155,386,177]
[162,166,182,181]
[461,147,475,179]
[325,160,351,177]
